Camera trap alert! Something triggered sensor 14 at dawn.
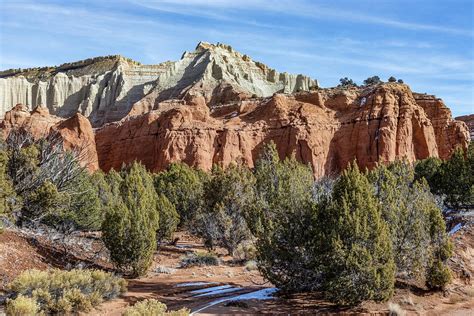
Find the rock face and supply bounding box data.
[455,114,474,141]
[0,43,469,176]
[0,105,98,171]
[0,43,316,127]
[95,83,470,177]
[413,93,470,159]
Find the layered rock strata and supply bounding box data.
[456,114,474,141]
[0,43,316,127]
[0,43,469,176]
[413,93,471,158]
[95,83,469,177]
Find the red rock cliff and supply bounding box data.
[413,93,470,158]
[0,105,99,172]
[95,83,470,177]
[455,114,474,141]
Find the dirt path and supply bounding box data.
[91,230,474,315]
[1,229,472,315]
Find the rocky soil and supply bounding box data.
[0,223,472,315]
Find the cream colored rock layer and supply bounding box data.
[0,42,317,126]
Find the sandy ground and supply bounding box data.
[91,232,474,315]
[0,228,472,315]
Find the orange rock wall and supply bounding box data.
[1,105,99,171]
[95,84,470,177]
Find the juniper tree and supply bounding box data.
[63,171,103,230]
[438,147,473,209]
[338,77,357,87]
[323,163,395,305]
[253,142,321,292]
[369,162,434,280]
[102,162,159,277]
[154,163,207,226]
[425,191,453,289]
[194,164,255,255]
[415,145,473,210]
[156,193,179,242]
[0,148,17,218]
[25,179,63,223]
[3,131,97,228]
[369,161,453,288]
[363,75,382,85]
[414,157,442,190]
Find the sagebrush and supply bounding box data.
[7,269,127,314]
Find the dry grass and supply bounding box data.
[447,294,466,304]
[388,302,406,316]
[122,299,189,316]
[400,294,415,306]
[7,269,127,314]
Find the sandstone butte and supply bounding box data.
[94,84,469,177]
[456,114,474,141]
[0,104,99,172]
[0,42,470,177]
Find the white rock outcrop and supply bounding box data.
[0,42,317,126]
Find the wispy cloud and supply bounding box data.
[0,0,472,116]
[130,0,473,36]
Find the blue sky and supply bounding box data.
[0,0,473,116]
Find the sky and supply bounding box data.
[0,0,473,116]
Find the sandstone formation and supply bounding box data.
[456,114,474,140]
[95,83,470,177]
[0,105,98,171]
[0,43,469,176]
[0,43,316,127]
[413,93,470,158]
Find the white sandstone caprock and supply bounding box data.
[0,43,317,126]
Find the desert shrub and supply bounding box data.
[338,77,357,87]
[322,163,395,305]
[232,242,257,261]
[245,260,258,271]
[415,146,474,210]
[154,163,207,226]
[388,302,406,316]
[6,294,39,316]
[363,75,382,85]
[370,161,453,288]
[397,79,404,83]
[193,164,255,255]
[388,76,397,82]
[2,131,105,230]
[7,269,126,314]
[253,142,322,292]
[102,162,159,277]
[180,252,219,268]
[156,193,179,241]
[122,299,189,316]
